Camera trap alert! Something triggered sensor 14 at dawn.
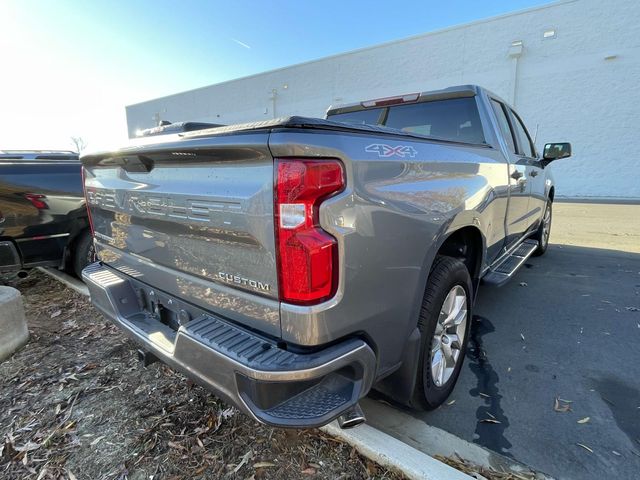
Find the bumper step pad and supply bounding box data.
[266,376,353,420]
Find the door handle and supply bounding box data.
[511,170,523,180]
[530,170,539,177]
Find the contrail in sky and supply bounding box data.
[231,38,251,49]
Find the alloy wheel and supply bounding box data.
[430,285,468,387]
[541,203,551,247]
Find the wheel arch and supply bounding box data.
[435,225,485,294]
[374,223,485,405]
[61,224,91,270]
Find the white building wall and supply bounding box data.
[126,0,640,199]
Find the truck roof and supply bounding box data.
[0,150,79,160]
[326,84,490,116]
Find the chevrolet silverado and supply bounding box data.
[81,85,571,428]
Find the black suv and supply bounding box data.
[0,150,93,277]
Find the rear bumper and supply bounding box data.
[82,262,376,428]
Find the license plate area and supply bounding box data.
[133,286,196,333]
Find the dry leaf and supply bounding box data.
[51,310,62,318]
[301,467,316,475]
[554,397,572,413]
[253,462,276,468]
[220,407,236,420]
[365,458,378,476]
[577,443,593,453]
[90,435,105,446]
[193,466,207,475]
[14,441,41,452]
[233,450,252,473]
[577,417,590,424]
[68,470,78,480]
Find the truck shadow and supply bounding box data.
[370,242,640,471]
[467,314,512,456]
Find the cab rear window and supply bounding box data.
[327,108,384,126]
[328,97,485,144]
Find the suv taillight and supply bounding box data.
[274,158,344,305]
[24,193,48,210]
[81,166,95,236]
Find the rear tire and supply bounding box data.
[71,230,95,278]
[533,200,552,256]
[411,256,472,410]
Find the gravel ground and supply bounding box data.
[0,271,403,480]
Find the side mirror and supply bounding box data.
[543,142,572,161]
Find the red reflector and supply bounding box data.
[275,158,344,305]
[81,166,95,236]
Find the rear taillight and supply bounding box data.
[24,193,48,210]
[81,166,95,236]
[274,158,344,305]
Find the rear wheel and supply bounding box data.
[411,256,472,410]
[71,230,95,278]
[533,200,552,256]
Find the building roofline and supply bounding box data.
[126,0,576,109]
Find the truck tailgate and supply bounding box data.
[82,134,280,337]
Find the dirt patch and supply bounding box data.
[0,271,402,480]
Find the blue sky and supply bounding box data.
[0,0,552,151]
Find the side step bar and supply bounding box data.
[483,239,538,286]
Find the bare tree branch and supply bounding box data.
[70,136,87,154]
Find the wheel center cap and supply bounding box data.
[441,335,450,345]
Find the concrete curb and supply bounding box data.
[37,267,89,297]
[0,286,29,361]
[361,398,550,479]
[321,421,472,480]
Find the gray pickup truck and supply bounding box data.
[81,85,571,429]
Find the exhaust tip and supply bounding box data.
[337,404,366,429]
[17,270,29,279]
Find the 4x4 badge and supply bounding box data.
[365,144,418,158]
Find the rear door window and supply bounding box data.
[490,99,517,154]
[509,110,536,158]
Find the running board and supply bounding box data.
[482,239,538,286]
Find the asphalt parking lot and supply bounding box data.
[365,202,640,480]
